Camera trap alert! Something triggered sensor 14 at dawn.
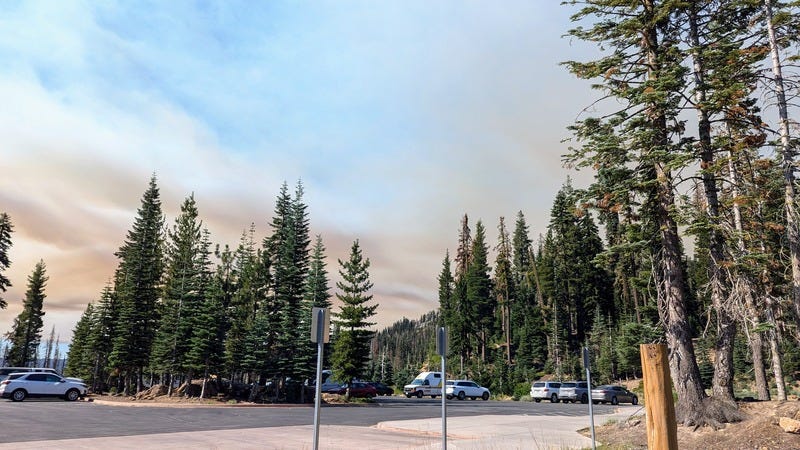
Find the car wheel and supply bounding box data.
[416,391,423,399]
[65,389,80,401]
[11,389,26,402]
[457,391,466,400]
[550,394,559,403]
[534,398,541,403]
[592,400,599,405]
[446,395,453,400]
[431,395,437,399]
[611,396,619,405]
[405,394,412,398]
[581,393,588,404]
[632,396,638,405]
[482,392,489,401]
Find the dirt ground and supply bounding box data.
[588,401,800,450]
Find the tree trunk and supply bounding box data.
[689,6,736,403]
[642,0,706,424]
[764,0,800,335]
[765,303,787,400]
[746,317,770,401]
[727,134,770,400]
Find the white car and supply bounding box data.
[0,372,88,402]
[445,379,490,401]
[530,380,562,403]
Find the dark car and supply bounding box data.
[366,381,394,396]
[335,381,377,398]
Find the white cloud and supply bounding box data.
[0,1,597,342]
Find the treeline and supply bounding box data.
[375,1,800,427]
[374,190,658,399]
[0,177,379,401]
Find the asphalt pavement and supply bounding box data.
[1,400,639,449]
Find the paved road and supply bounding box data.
[0,396,621,443]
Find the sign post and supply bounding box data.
[311,307,330,450]
[584,346,596,450]
[437,327,447,450]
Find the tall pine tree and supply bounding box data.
[108,175,165,393]
[331,240,378,389]
[6,260,47,366]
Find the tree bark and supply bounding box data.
[765,303,787,400]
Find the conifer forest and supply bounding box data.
[0,1,799,428]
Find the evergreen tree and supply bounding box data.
[108,175,165,393]
[6,260,47,367]
[450,215,474,368]
[0,212,13,309]
[150,194,205,391]
[494,217,516,364]
[224,226,260,379]
[65,304,94,380]
[186,230,226,397]
[466,221,493,362]
[265,181,311,380]
[87,285,116,392]
[331,240,378,388]
[296,235,332,380]
[437,252,454,328]
[564,0,710,424]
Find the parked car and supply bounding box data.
[316,370,346,393]
[366,381,394,396]
[445,380,490,401]
[591,385,638,405]
[334,381,377,398]
[559,381,589,404]
[0,372,88,402]
[530,381,562,403]
[0,367,83,384]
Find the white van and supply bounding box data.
[403,371,443,398]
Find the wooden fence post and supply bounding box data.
[640,343,678,450]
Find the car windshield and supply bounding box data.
[446,381,454,386]
[410,379,423,386]
[562,382,576,388]
[533,382,544,387]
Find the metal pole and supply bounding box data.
[584,347,596,450]
[312,309,325,450]
[441,328,447,450]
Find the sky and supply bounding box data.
[0,1,598,345]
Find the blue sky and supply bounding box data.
[0,1,596,341]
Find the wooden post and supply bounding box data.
[640,344,678,450]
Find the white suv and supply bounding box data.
[530,381,562,403]
[0,372,88,402]
[445,380,490,401]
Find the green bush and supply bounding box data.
[512,381,531,400]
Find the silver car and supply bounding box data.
[0,372,88,402]
[591,385,638,405]
[559,381,589,404]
